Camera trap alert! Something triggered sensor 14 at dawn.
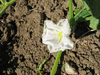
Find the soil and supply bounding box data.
[0,0,100,75]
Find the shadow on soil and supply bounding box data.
[0,14,18,74]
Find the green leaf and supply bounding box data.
[74,0,100,30]
[83,0,100,18]
[74,9,91,22]
[74,9,79,15]
[81,0,90,10]
[89,16,99,30]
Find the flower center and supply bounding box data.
[58,32,63,38]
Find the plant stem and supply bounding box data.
[35,58,47,75]
[38,58,47,71]
[50,51,62,75]
[69,0,73,20]
[0,0,16,16]
[69,0,76,32]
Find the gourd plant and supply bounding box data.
[50,0,74,75]
[50,0,100,75]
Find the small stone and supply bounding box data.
[65,62,78,74]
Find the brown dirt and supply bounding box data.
[0,0,100,75]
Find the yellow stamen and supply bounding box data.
[58,32,63,38]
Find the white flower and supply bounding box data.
[42,19,74,53]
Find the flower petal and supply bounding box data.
[42,28,57,41]
[44,39,61,53]
[44,20,59,30]
[62,34,74,49]
[48,44,62,53]
[43,38,59,47]
[42,29,60,48]
[57,19,71,35]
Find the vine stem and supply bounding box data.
[50,51,62,75]
[69,0,73,20]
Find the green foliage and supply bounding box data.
[74,8,91,21]
[79,0,90,10]
[83,0,100,18]
[0,0,16,16]
[74,0,100,30]
[88,16,99,30]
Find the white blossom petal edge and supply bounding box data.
[42,19,74,53]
